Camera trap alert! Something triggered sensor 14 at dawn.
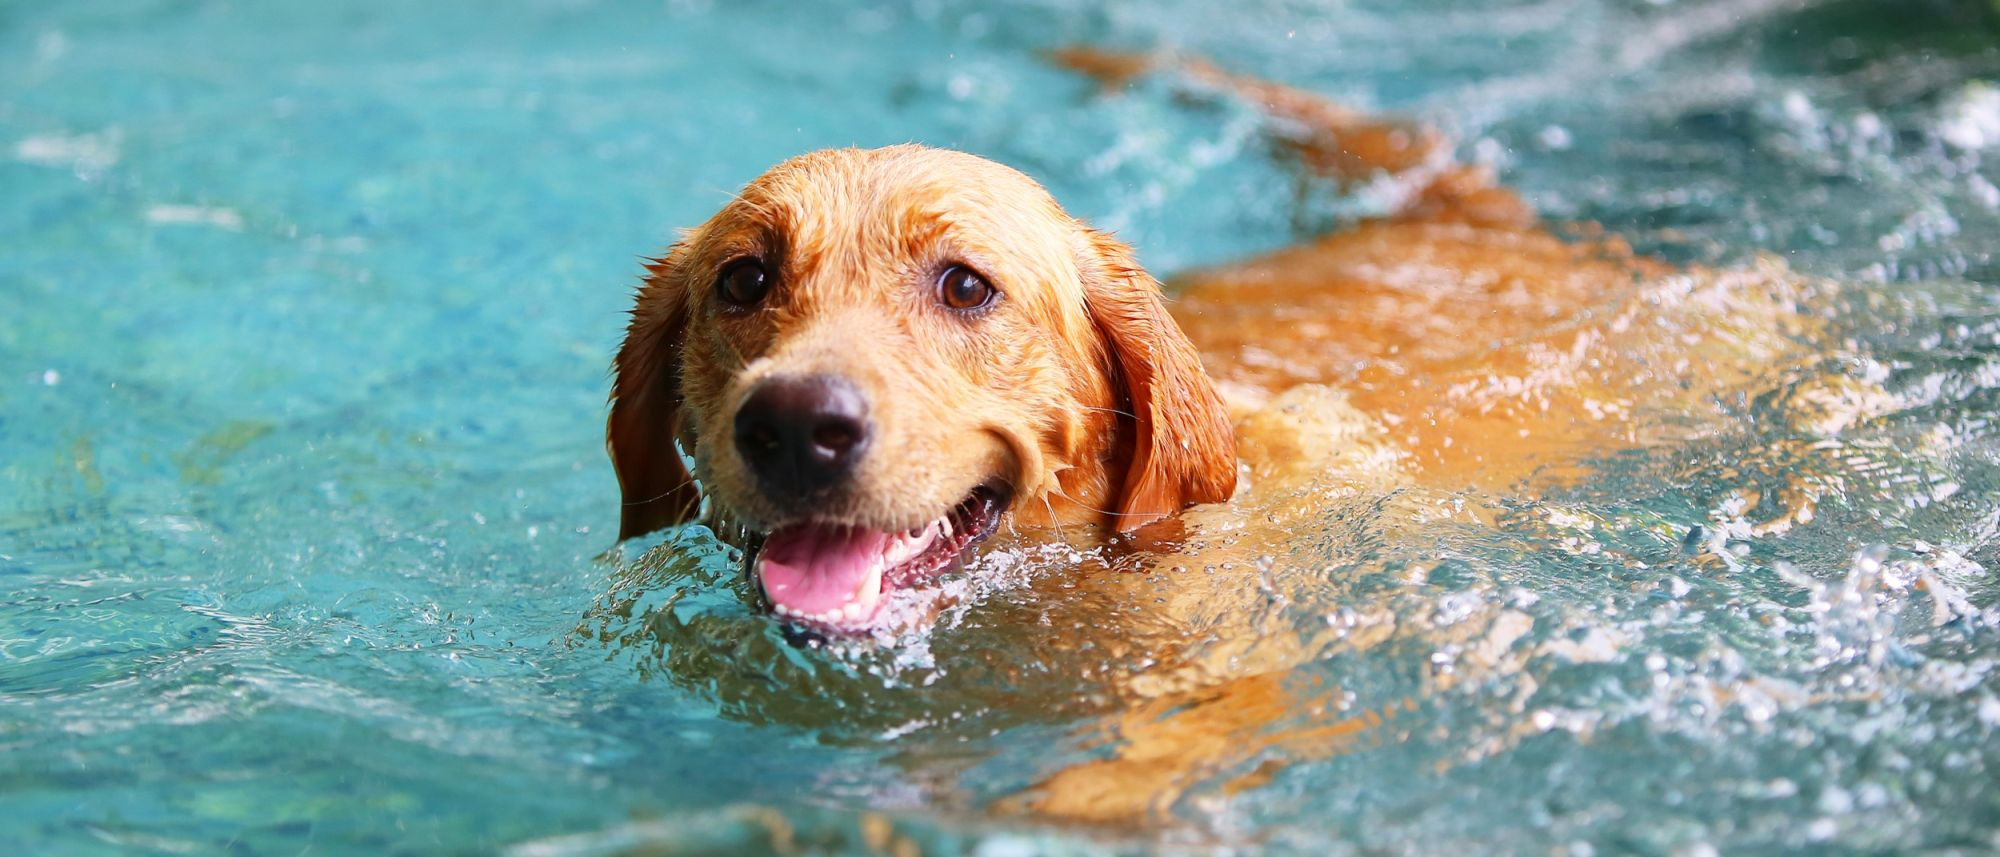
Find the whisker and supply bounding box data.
[1046,485,1121,518]
[623,475,698,507]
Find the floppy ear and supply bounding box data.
[608,247,701,540]
[1079,229,1237,531]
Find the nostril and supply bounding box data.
[811,419,861,455]
[742,422,781,453]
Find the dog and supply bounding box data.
[604,49,1844,822]
[606,143,1238,630]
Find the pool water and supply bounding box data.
[6,0,2000,853]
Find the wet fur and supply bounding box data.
[609,146,1234,545]
[607,49,1838,825]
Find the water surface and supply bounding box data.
[4,0,2000,853]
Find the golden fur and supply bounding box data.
[609,145,1235,543]
[607,48,1838,825]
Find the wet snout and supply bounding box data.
[732,373,873,503]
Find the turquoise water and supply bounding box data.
[6,0,2000,853]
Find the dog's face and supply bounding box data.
[609,146,1234,631]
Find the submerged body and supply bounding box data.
[604,51,1860,824]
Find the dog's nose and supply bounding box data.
[733,374,872,499]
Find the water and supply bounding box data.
[5,0,1999,853]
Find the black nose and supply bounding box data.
[732,374,872,500]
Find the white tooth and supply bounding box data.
[858,568,882,610]
[842,602,861,622]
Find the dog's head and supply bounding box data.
[608,146,1234,630]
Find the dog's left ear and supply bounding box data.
[1078,228,1237,531]
[607,246,701,540]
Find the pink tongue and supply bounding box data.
[755,523,890,615]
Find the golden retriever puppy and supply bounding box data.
[607,145,1236,630]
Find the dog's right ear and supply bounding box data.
[608,246,700,540]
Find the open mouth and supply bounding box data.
[753,482,1010,631]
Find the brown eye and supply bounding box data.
[936,265,996,311]
[716,259,770,308]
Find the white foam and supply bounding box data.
[145,204,245,231]
[1939,82,2000,151]
[14,130,120,172]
